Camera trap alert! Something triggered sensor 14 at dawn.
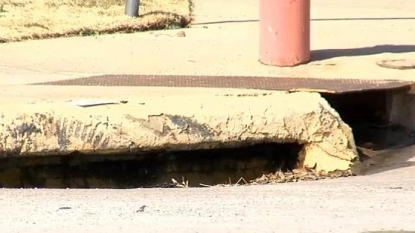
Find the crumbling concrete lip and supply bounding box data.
[0,91,358,173]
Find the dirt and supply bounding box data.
[249,168,354,185]
[0,0,192,42]
[0,142,358,189]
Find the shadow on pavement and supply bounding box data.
[350,125,415,176]
[193,17,415,25]
[352,144,415,176]
[312,44,415,61]
[313,17,415,21]
[362,231,415,233]
[193,19,258,25]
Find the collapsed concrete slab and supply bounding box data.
[0,91,358,172]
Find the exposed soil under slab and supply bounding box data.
[0,143,353,189]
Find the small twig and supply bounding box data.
[171,178,178,185]
[171,177,189,188]
[199,183,212,187]
[234,177,248,186]
[181,176,189,188]
[228,177,232,185]
[172,178,184,188]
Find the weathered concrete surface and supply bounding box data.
[0,92,357,172]
[0,0,414,85]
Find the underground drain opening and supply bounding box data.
[0,142,347,189]
[322,89,415,150]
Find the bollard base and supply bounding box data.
[259,0,311,67]
[125,0,140,17]
[258,58,311,68]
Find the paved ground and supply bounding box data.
[1,171,415,233]
[3,141,415,233]
[0,0,414,93]
[0,1,415,232]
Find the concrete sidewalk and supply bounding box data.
[0,0,414,89]
[0,0,413,104]
[0,0,414,172]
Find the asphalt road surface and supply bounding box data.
[2,144,415,233]
[1,166,415,233]
[1,144,415,233]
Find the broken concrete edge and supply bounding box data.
[0,91,358,173]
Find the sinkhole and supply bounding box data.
[0,143,302,189]
[0,89,408,189]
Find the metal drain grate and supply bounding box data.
[32,74,415,93]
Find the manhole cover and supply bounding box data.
[377,59,415,70]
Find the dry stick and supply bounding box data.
[234,177,248,186]
[171,178,178,185]
[199,183,212,187]
[181,176,189,188]
[171,178,184,188]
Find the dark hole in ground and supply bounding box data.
[322,90,392,147]
[322,90,389,139]
[0,143,302,189]
[322,89,415,161]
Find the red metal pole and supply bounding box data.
[259,0,311,67]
